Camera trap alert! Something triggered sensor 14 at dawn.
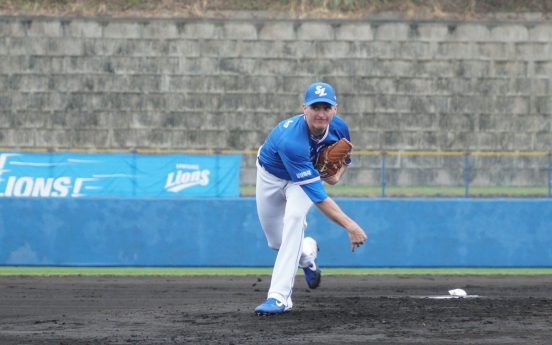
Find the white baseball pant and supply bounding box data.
[256,154,318,307]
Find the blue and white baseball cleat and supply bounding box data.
[302,237,321,289]
[303,259,321,289]
[254,298,289,315]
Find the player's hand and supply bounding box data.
[321,174,339,185]
[321,165,346,185]
[348,226,367,252]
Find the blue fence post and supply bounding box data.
[381,151,386,197]
[132,149,137,197]
[49,148,54,179]
[548,152,552,198]
[465,151,470,198]
[215,150,220,197]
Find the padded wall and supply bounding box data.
[0,198,550,267]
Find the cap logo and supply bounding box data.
[314,85,327,97]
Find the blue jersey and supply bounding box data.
[258,114,352,203]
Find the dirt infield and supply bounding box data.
[1,274,551,344]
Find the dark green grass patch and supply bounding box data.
[1,266,551,276]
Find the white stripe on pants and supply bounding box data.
[256,157,315,306]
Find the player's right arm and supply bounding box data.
[314,197,367,252]
[321,165,347,185]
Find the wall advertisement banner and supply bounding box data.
[0,152,241,198]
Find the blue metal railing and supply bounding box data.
[548,154,552,198]
[381,151,386,198]
[354,150,551,198]
[465,152,470,198]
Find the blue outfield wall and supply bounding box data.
[0,198,551,267]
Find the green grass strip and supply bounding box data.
[0,267,271,276]
[0,267,551,276]
[241,185,550,197]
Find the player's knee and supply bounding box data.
[283,211,305,226]
[267,240,281,251]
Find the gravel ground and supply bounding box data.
[1,274,551,344]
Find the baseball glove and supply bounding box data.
[315,138,353,178]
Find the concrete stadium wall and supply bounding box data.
[1,198,550,267]
[0,16,551,186]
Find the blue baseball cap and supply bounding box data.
[304,82,337,106]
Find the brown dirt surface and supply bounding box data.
[1,274,552,344]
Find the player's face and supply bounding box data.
[303,102,338,136]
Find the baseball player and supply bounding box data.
[254,82,368,315]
